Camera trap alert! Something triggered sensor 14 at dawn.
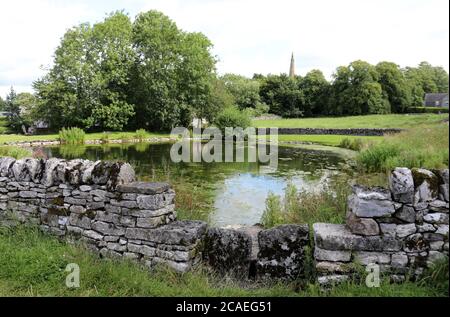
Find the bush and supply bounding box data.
[357,124,449,172]
[339,138,364,151]
[408,107,449,114]
[134,129,147,141]
[0,146,32,159]
[58,127,85,145]
[261,180,350,228]
[213,107,251,132]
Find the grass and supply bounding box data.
[0,146,32,159]
[252,114,448,129]
[59,127,86,145]
[273,134,382,147]
[0,131,171,145]
[261,179,350,228]
[357,123,449,172]
[0,225,446,297]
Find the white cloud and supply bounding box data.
[0,0,448,97]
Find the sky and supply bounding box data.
[0,0,449,98]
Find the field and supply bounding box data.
[0,131,170,145]
[252,114,448,129]
[0,226,446,297]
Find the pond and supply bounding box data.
[43,142,354,227]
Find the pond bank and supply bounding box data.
[1,136,176,147]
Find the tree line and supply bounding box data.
[0,10,448,134]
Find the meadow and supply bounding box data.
[252,113,448,129]
[0,226,446,297]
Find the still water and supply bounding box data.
[43,142,353,226]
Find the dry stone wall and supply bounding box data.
[314,168,449,287]
[0,157,206,272]
[1,156,448,283]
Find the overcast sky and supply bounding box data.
[0,0,448,98]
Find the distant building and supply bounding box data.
[424,93,449,107]
[289,53,295,78]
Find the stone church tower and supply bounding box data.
[289,53,295,78]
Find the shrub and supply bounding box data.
[261,180,350,228]
[134,129,147,141]
[339,138,364,151]
[357,124,449,172]
[0,146,32,159]
[58,127,85,145]
[213,107,251,132]
[261,192,284,228]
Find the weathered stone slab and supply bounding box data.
[346,212,380,236]
[314,247,352,262]
[437,169,449,202]
[316,261,353,274]
[256,224,309,279]
[394,205,416,223]
[353,251,391,265]
[423,213,449,225]
[317,275,349,287]
[396,224,417,238]
[412,168,439,203]
[203,227,252,276]
[313,223,401,252]
[125,220,207,246]
[348,186,395,218]
[117,182,170,195]
[391,253,408,268]
[428,200,449,213]
[389,168,414,204]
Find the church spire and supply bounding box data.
[289,52,295,78]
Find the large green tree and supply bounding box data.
[330,61,389,115]
[259,74,304,117]
[129,11,216,131]
[34,12,136,131]
[220,74,262,110]
[299,70,329,116]
[375,62,411,113]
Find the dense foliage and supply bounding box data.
[1,10,448,134]
[32,10,216,132]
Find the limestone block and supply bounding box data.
[389,168,414,204]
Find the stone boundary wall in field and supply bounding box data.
[260,128,403,136]
[314,168,449,286]
[1,156,448,283]
[0,156,206,272]
[1,137,175,148]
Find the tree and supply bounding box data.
[330,61,390,115]
[259,74,304,117]
[129,11,216,131]
[34,12,136,131]
[205,77,235,123]
[299,70,329,116]
[221,74,262,110]
[3,87,36,133]
[376,62,411,113]
[0,96,5,111]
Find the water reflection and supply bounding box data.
[44,142,349,226]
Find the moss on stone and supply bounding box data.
[411,168,439,197]
[52,197,64,206]
[48,207,69,216]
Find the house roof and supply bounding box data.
[424,93,449,103]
